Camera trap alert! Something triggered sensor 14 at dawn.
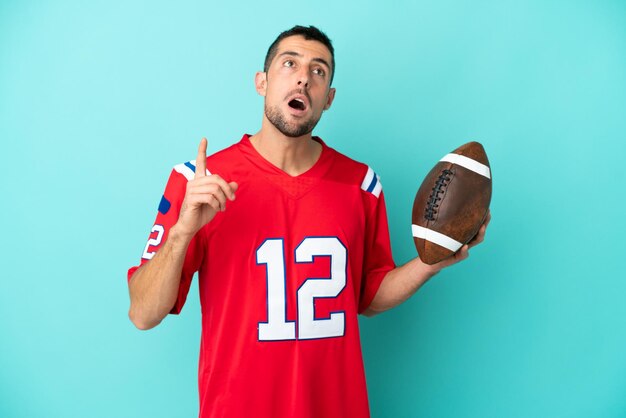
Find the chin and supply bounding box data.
[266,105,319,138]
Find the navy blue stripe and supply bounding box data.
[158,195,171,215]
[366,174,378,193]
[184,161,196,172]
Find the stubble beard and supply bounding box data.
[265,104,320,138]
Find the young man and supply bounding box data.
[127,25,489,418]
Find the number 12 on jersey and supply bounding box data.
[256,237,347,341]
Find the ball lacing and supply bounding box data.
[425,169,453,221]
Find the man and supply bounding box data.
[127,25,489,418]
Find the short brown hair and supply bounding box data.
[264,25,335,85]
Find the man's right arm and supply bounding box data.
[128,138,238,330]
[128,224,194,330]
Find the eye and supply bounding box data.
[313,68,326,77]
[283,60,294,68]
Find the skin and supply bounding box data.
[127,35,490,329]
[250,35,336,176]
[128,138,238,329]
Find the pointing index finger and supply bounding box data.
[195,137,207,178]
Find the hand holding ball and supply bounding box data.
[412,142,492,265]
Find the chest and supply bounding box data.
[209,174,366,251]
[199,175,367,336]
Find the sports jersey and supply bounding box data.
[128,134,395,418]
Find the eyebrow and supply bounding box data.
[277,51,332,71]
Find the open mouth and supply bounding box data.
[288,98,306,111]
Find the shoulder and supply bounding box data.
[324,142,383,199]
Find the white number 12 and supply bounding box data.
[256,237,347,341]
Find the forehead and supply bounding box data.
[273,35,333,66]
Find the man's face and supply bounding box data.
[256,35,336,138]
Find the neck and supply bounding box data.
[249,118,322,176]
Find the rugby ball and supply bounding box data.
[412,142,492,265]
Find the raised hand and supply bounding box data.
[176,138,239,238]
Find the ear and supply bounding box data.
[255,71,267,96]
[323,87,336,111]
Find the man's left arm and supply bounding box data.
[363,212,491,316]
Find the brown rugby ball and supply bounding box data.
[412,141,492,264]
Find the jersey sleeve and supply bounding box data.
[358,169,396,313]
[127,165,205,315]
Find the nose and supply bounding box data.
[297,69,309,88]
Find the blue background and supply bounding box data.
[1,1,625,417]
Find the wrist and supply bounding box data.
[415,257,442,281]
[169,223,196,247]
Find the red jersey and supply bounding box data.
[128,134,395,418]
